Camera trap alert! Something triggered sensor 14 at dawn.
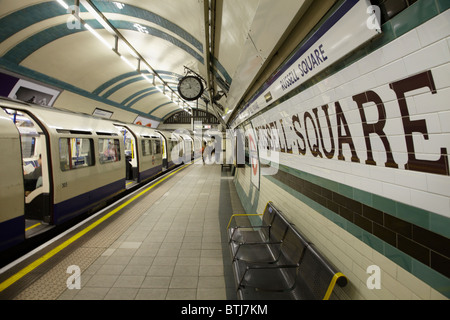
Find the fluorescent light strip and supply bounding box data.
[113,2,125,10]
[120,55,136,70]
[80,0,115,34]
[80,0,192,108]
[84,23,113,49]
[56,0,69,10]
[123,41,139,58]
[142,74,153,84]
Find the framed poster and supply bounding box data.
[134,115,160,128]
[8,79,60,107]
[93,108,113,119]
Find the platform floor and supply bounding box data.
[0,162,244,300]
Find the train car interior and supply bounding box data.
[113,124,139,188]
[1,108,53,237]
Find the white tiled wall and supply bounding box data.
[235,10,450,300]
[250,10,450,218]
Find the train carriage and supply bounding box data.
[113,123,163,185]
[193,135,203,160]
[0,108,25,252]
[177,132,193,164]
[0,97,195,257]
[0,99,127,228]
[157,130,181,170]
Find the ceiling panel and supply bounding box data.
[0,0,305,127]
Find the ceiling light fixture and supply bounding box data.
[122,41,139,59]
[81,0,115,34]
[56,0,69,10]
[120,55,136,70]
[113,2,125,10]
[77,0,190,111]
[141,74,153,84]
[133,23,149,34]
[84,23,113,50]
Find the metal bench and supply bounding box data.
[227,202,279,244]
[221,163,232,171]
[228,204,290,263]
[227,202,348,300]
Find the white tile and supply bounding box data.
[394,170,428,192]
[403,39,450,76]
[431,63,450,90]
[427,174,450,197]
[384,128,407,153]
[328,70,346,88]
[382,182,412,205]
[373,59,408,87]
[372,83,399,104]
[351,72,377,94]
[341,62,361,83]
[410,188,450,217]
[349,161,369,178]
[419,113,442,134]
[413,86,450,116]
[357,49,385,75]
[370,165,396,184]
[337,95,357,113]
[343,107,361,126]
[417,10,450,47]
[384,100,404,127]
[438,111,450,133]
[382,29,421,63]
[415,133,450,156]
[355,175,383,198]
[334,81,355,101]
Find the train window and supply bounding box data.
[155,140,161,154]
[21,136,36,158]
[2,108,40,159]
[124,136,134,158]
[170,140,177,153]
[142,139,152,156]
[99,138,121,164]
[59,138,95,171]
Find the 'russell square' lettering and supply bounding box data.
[280,44,328,91]
[255,70,449,176]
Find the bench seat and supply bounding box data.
[227,201,348,300]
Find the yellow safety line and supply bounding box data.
[25,223,41,232]
[323,272,347,300]
[0,163,190,293]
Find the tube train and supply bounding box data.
[0,97,201,259]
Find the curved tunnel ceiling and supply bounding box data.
[0,0,310,127]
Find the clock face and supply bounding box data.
[178,76,204,101]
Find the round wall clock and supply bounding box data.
[177,76,204,101]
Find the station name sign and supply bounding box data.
[234,0,380,127]
[253,70,449,177]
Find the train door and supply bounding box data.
[115,125,138,187]
[160,135,168,170]
[2,108,52,233]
